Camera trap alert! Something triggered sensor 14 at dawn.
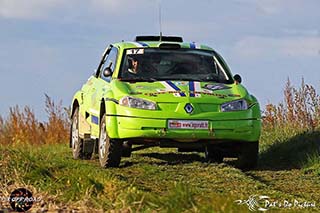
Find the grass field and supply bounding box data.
[1,133,320,212]
[1,80,320,212]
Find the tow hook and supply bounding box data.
[209,127,215,136]
[158,128,167,136]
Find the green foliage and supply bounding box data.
[303,152,320,176]
[259,131,320,170]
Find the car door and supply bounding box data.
[89,46,119,138]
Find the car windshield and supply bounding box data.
[119,48,233,83]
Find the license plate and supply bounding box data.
[168,120,209,129]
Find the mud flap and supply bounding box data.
[79,113,91,138]
[83,138,95,157]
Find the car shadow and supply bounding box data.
[120,131,320,170]
[119,152,207,168]
[256,131,320,171]
[139,152,206,165]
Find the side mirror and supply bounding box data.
[233,74,242,84]
[103,67,112,77]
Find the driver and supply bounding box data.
[128,56,140,74]
[124,55,157,78]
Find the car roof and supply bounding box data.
[111,36,214,51]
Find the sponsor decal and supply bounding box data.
[147,93,158,97]
[168,120,209,129]
[136,42,149,47]
[190,42,196,49]
[228,94,241,97]
[135,91,234,98]
[91,115,99,125]
[174,81,188,86]
[189,81,195,97]
[126,48,144,55]
[160,81,186,97]
[134,85,159,91]
[188,81,201,97]
[193,81,202,97]
[189,42,201,49]
[203,83,231,91]
[131,81,239,98]
[156,88,167,92]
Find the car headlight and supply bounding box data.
[221,99,248,112]
[119,96,157,110]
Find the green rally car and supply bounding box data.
[70,35,261,169]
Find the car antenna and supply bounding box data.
[158,0,162,41]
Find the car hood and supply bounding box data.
[111,79,248,104]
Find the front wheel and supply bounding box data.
[98,114,122,168]
[71,107,84,159]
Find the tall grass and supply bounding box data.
[260,78,320,171]
[263,78,320,133]
[0,95,69,146]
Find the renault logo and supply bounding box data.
[184,103,194,114]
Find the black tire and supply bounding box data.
[236,141,259,170]
[98,114,122,168]
[122,141,132,157]
[205,145,224,163]
[71,107,84,159]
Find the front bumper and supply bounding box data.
[110,115,261,142]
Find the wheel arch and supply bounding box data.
[70,90,83,118]
[99,97,119,138]
[100,98,106,124]
[71,99,80,118]
[69,100,79,148]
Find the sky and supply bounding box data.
[0,0,319,120]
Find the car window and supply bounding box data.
[100,47,118,82]
[119,48,233,83]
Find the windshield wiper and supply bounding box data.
[119,77,157,83]
[157,77,197,81]
[201,78,220,82]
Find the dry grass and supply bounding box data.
[0,95,70,146]
[263,78,320,132]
